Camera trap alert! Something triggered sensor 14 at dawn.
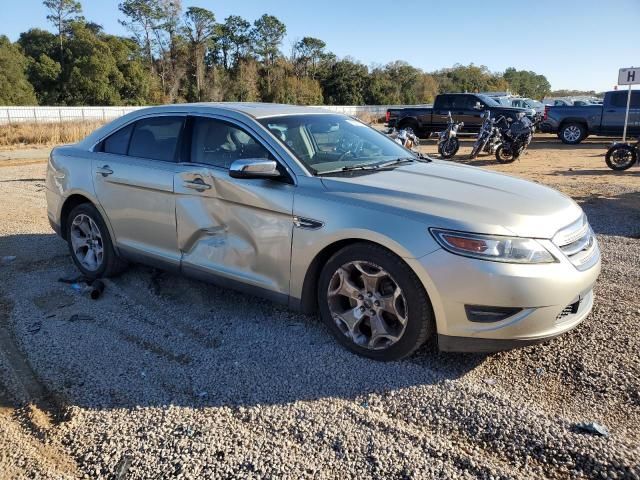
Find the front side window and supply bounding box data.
[128,116,184,162]
[190,117,273,169]
[259,114,417,175]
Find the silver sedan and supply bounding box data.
[46,103,600,360]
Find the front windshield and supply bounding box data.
[527,99,543,108]
[258,114,416,174]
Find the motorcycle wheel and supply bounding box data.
[439,138,459,159]
[495,145,517,163]
[605,145,637,171]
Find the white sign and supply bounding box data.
[618,67,640,85]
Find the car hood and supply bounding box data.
[320,161,582,239]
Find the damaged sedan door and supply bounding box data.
[174,115,295,302]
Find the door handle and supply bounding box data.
[183,178,211,191]
[96,165,113,177]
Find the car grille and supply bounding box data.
[552,215,599,271]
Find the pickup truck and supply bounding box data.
[540,90,640,144]
[386,93,529,138]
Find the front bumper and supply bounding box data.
[405,245,601,352]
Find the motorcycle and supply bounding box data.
[494,112,534,163]
[470,111,502,159]
[605,137,639,171]
[437,111,464,159]
[387,127,420,151]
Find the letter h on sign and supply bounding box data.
[618,67,640,86]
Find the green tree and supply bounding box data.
[292,37,326,78]
[18,29,61,104]
[119,0,161,70]
[251,14,286,98]
[217,15,252,70]
[319,58,369,105]
[42,0,83,65]
[503,68,551,99]
[0,36,37,105]
[183,6,216,100]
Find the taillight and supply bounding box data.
[386,110,390,123]
[543,105,550,120]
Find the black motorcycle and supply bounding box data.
[605,137,639,171]
[494,113,534,163]
[438,111,464,159]
[470,111,502,159]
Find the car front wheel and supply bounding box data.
[318,243,435,361]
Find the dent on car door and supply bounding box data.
[174,116,294,297]
[92,115,185,265]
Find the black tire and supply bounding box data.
[317,243,435,361]
[605,145,637,171]
[495,145,517,163]
[438,137,459,159]
[66,203,127,279]
[559,123,586,144]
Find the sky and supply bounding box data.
[2,0,639,92]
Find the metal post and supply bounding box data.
[622,84,632,142]
[33,107,37,123]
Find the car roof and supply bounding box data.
[130,102,335,119]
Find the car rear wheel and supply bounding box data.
[66,203,127,279]
[560,123,586,144]
[318,243,435,361]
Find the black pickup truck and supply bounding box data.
[539,90,640,144]
[386,93,529,138]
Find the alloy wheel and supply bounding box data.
[563,125,581,142]
[327,261,408,350]
[70,214,104,271]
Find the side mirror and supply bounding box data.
[229,158,280,179]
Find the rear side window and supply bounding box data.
[128,116,184,162]
[102,123,133,155]
[612,91,640,108]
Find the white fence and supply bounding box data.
[0,104,413,125]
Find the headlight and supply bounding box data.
[430,228,556,264]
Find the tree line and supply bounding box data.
[0,0,554,107]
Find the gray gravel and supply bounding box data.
[0,160,639,479]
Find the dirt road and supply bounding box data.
[0,137,638,479]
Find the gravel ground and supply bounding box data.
[0,137,639,479]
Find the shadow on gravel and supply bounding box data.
[0,233,486,412]
[574,191,640,238]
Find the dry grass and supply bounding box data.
[0,122,104,148]
[355,112,386,125]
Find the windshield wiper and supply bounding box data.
[318,157,420,176]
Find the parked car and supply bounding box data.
[511,97,545,114]
[386,93,530,138]
[540,90,640,144]
[46,104,601,360]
